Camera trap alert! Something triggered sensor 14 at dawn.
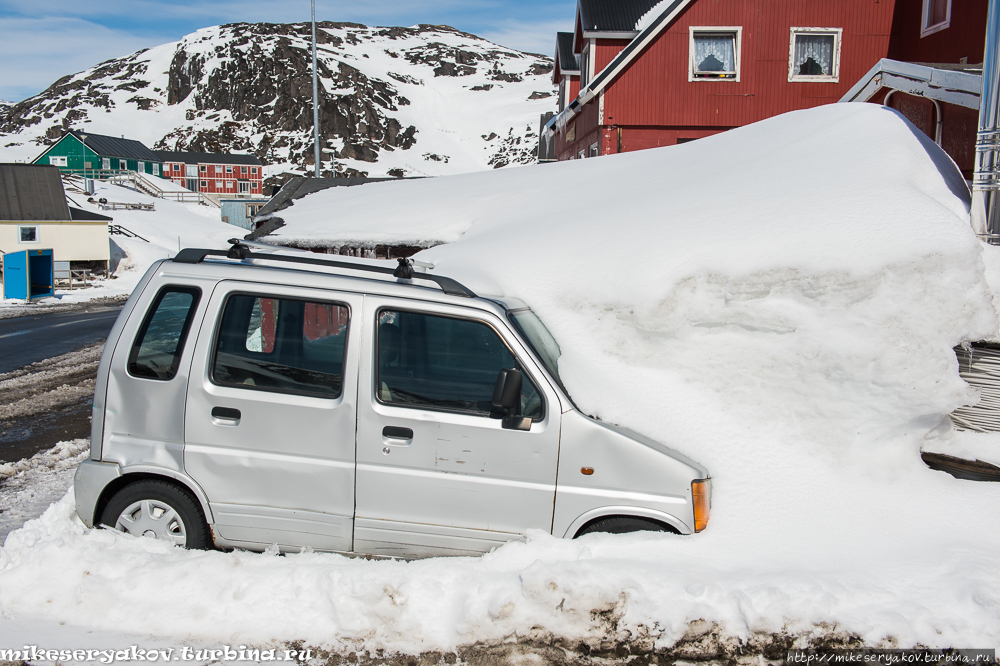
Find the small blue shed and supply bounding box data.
[3,249,54,300]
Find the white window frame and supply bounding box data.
[788,27,843,83]
[137,161,145,173]
[226,180,234,189]
[589,142,599,157]
[48,155,67,167]
[577,149,585,159]
[18,226,40,244]
[689,27,742,82]
[152,163,160,176]
[102,158,110,170]
[921,0,951,37]
[215,180,223,188]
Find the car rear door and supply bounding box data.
[183,281,362,552]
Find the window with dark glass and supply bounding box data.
[921,0,950,35]
[376,310,543,420]
[128,286,201,380]
[212,294,349,398]
[692,31,738,78]
[789,30,840,80]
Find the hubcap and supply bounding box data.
[115,499,187,546]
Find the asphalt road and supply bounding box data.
[0,306,123,373]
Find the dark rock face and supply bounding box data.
[1,21,555,174]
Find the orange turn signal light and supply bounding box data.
[580,467,594,475]
[692,479,711,533]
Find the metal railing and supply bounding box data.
[109,224,149,242]
[60,169,222,208]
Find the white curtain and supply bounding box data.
[693,34,735,73]
[793,34,835,76]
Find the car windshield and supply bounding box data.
[508,309,566,394]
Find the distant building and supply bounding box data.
[545,0,898,160]
[842,0,987,179]
[156,151,265,197]
[0,163,112,273]
[32,131,165,178]
[220,197,270,230]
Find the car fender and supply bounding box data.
[562,505,692,538]
[114,465,216,525]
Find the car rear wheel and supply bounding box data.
[100,480,212,549]
[575,516,676,537]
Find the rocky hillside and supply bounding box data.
[0,22,555,178]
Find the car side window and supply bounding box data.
[128,286,202,380]
[211,294,350,399]
[376,309,543,419]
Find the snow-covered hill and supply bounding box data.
[0,23,556,179]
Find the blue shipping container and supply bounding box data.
[2,249,54,300]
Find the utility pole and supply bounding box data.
[972,0,1000,239]
[311,0,321,178]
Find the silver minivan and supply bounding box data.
[74,242,711,557]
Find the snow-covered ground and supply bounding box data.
[2,104,1000,657]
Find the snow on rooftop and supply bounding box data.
[635,0,673,31]
[2,104,1000,652]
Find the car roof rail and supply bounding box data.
[172,241,477,298]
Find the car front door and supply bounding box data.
[354,297,562,557]
[184,281,362,552]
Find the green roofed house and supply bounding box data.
[32,130,166,179]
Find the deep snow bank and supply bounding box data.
[3,105,1000,652]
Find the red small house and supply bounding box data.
[545,0,897,161]
[155,151,265,197]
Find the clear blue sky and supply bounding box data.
[0,0,576,102]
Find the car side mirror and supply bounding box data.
[492,368,531,431]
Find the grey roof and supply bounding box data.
[69,206,112,221]
[254,177,395,220]
[578,0,661,32]
[556,32,580,73]
[155,151,263,166]
[247,176,400,241]
[0,164,72,221]
[67,130,161,162]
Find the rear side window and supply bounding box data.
[128,286,202,380]
[377,310,543,419]
[212,294,349,398]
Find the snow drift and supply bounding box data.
[3,104,1000,653]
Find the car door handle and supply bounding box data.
[211,406,241,424]
[382,426,413,440]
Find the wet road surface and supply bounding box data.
[0,306,122,374]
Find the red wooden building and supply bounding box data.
[155,151,265,197]
[546,0,899,161]
[544,0,989,179]
[842,0,987,179]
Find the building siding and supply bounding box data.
[887,0,988,64]
[556,0,897,160]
